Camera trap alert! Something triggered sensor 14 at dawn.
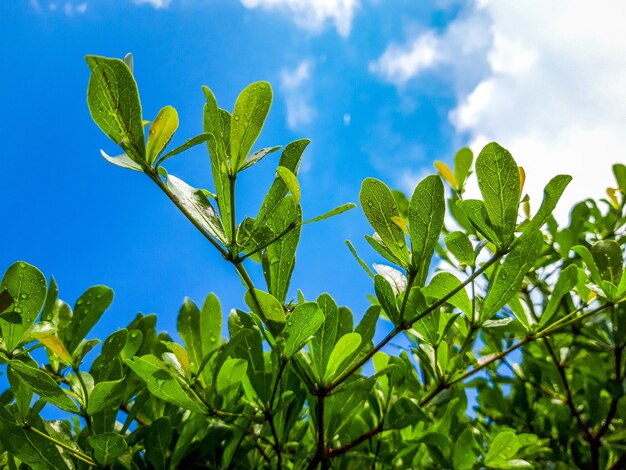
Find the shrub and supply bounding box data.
[0,54,625,469]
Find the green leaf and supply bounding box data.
[345,240,375,278]
[87,379,125,415]
[246,289,286,324]
[0,404,69,470]
[263,195,302,303]
[146,105,179,166]
[200,293,222,358]
[453,428,480,470]
[156,133,213,167]
[591,240,623,286]
[572,245,603,285]
[255,139,309,230]
[516,175,571,247]
[360,178,409,266]
[459,199,500,244]
[177,297,203,372]
[166,174,227,244]
[0,261,46,351]
[7,366,32,419]
[9,360,79,413]
[454,147,473,188]
[408,175,445,284]
[385,396,423,429]
[310,294,339,378]
[276,166,300,203]
[373,264,407,295]
[282,302,324,357]
[613,163,626,193]
[126,356,207,412]
[444,231,475,267]
[422,272,472,315]
[203,86,233,242]
[374,275,399,323]
[475,142,520,247]
[539,264,578,327]
[86,55,145,163]
[484,431,521,467]
[100,149,143,171]
[216,358,248,396]
[324,332,362,383]
[303,203,356,225]
[87,432,128,466]
[365,233,405,266]
[231,81,272,171]
[239,146,281,171]
[481,232,543,321]
[65,285,113,354]
[145,417,173,470]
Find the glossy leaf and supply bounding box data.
[475,142,520,246]
[167,174,227,243]
[481,232,543,321]
[374,275,399,323]
[408,174,445,284]
[87,432,128,466]
[372,263,407,295]
[255,139,309,230]
[146,105,179,166]
[87,379,125,415]
[156,133,213,166]
[216,358,247,396]
[246,289,286,324]
[303,203,356,225]
[263,195,301,303]
[65,285,113,354]
[422,272,472,315]
[454,147,473,187]
[282,302,324,357]
[126,355,207,412]
[9,360,79,413]
[178,297,204,372]
[310,294,339,378]
[540,264,578,327]
[100,149,143,171]
[459,199,500,244]
[0,261,46,351]
[203,86,233,241]
[360,178,409,265]
[591,239,623,286]
[276,166,300,203]
[239,145,281,171]
[200,293,222,357]
[324,332,362,383]
[444,231,475,267]
[230,81,272,170]
[86,55,145,163]
[515,175,572,246]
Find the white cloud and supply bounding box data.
[133,0,172,8]
[30,0,88,14]
[372,0,626,220]
[240,0,359,37]
[280,60,316,130]
[369,33,440,88]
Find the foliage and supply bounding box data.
[1,53,626,469]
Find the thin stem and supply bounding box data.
[542,337,592,440]
[26,425,97,466]
[229,174,237,247]
[326,253,504,393]
[72,365,93,434]
[327,423,383,458]
[240,221,299,261]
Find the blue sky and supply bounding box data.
[2,0,626,345]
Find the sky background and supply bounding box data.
[2,0,626,349]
